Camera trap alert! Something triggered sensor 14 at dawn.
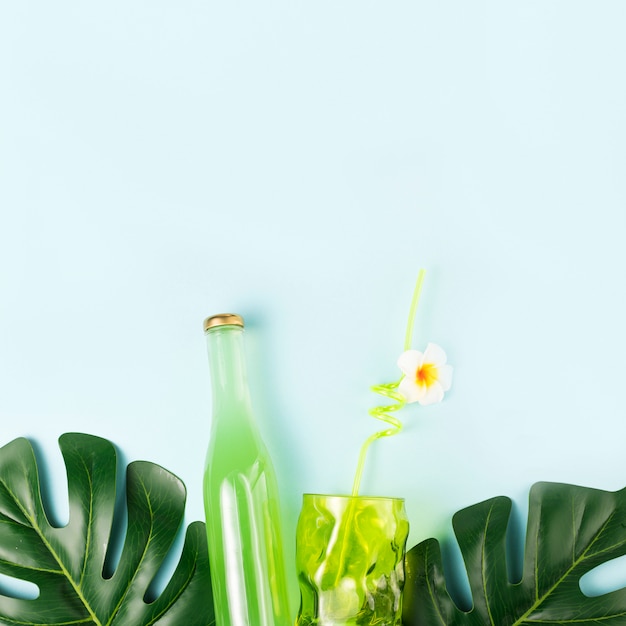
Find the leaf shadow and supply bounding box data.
[436,496,527,613]
[144,528,186,603]
[506,498,525,585]
[102,445,129,579]
[439,534,472,612]
[30,438,69,528]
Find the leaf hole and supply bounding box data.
[31,439,69,528]
[440,535,472,612]
[102,448,129,579]
[0,573,39,600]
[580,554,626,597]
[102,504,128,579]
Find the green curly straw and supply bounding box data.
[350,269,426,497]
[330,273,426,586]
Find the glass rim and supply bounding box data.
[301,493,405,503]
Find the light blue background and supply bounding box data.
[2,0,626,610]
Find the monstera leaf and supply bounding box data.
[404,482,626,625]
[0,433,213,625]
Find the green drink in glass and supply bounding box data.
[295,271,452,625]
[295,494,409,625]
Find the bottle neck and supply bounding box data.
[205,324,252,418]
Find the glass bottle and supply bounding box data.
[202,313,291,626]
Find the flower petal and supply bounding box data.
[422,343,448,367]
[397,349,423,376]
[398,375,425,404]
[437,364,453,391]
[417,381,444,406]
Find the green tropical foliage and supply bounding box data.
[403,481,626,625]
[0,433,213,626]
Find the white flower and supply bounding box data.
[397,343,453,406]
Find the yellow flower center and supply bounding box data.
[416,362,438,388]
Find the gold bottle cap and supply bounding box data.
[203,313,244,332]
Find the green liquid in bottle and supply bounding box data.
[203,315,291,626]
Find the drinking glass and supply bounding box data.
[295,494,409,625]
